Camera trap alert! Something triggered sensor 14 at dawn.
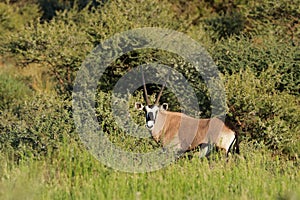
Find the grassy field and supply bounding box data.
[0,140,299,200]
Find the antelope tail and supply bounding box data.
[227,133,240,156]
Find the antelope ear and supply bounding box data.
[161,103,168,110]
[134,102,144,110]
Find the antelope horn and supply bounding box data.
[142,68,150,105]
[155,70,170,105]
[154,84,165,105]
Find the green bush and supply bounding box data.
[245,0,300,46]
[1,0,179,93]
[0,2,40,38]
[0,0,299,161]
[37,0,101,21]
[205,12,246,40]
[0,94,75,162]
[94,90,160,153]
[211,36,299,95]
[0,73,32,110]
[225,67,300,158]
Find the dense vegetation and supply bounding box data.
[0,0,299,199]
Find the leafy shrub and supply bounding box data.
[0,0,299,161]
[1,0,179,94]
[225,67,300,158]
[37,0,101,21]
[2,14,92,93]
[0,73,32,110]
[94,90,159,153]
[0,94,75,162]
[211,36,299,95]
[205,12,246,40]
[245,0,300,46]
[0,2,40,38]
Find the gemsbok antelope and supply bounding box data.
[135,72,239,158]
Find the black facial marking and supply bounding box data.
[148,112,154,121]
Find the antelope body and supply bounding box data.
[135,71,239,157]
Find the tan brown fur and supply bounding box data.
[152,110,237,155]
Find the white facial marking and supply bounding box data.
[146,121,154,129]
[144,105,159,130]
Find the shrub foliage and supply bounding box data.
[0,0,299,160]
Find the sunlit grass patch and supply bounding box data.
[0,141,299,200]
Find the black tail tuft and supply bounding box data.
[227,133,240,156]
[234,133,240,154]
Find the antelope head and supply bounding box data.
[134,70,168,130]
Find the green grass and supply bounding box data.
[0,141,299,200]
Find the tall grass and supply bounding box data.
[0,140,299,200]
